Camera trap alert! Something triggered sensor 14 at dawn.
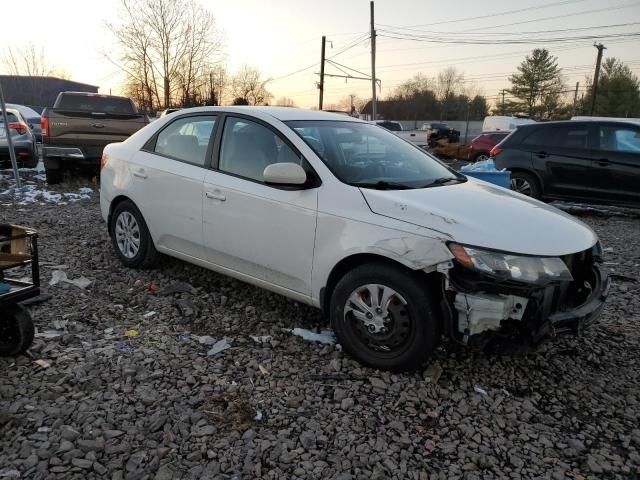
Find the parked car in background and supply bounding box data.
[101,106,609,371]
[374,120,426,146]
[482,115,535,132]
[468,131,509,162]
[0,108,38,169]
[492,119,640,208]
[41,92,149,184]
[6,104,42,143]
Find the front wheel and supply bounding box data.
[0,306,35,356]
[330,264,440,372]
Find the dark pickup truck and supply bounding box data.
[41,92,149,184]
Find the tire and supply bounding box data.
[330,263,441,372]
[110,199,159,268]
[472,152,490,162]
[0,305,35,356]
[510,171,541,199]
[45,167,62,185]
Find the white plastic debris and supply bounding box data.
[195,335,216,345]
[49,270,92,289]
[207,338,231,356]
[287,328,336,345]
[250,335,272,344]
[35,330,65,339]
[254,410,263,421]
[143,311,157,318]
[474,385,488,396]
[460,159,506,173]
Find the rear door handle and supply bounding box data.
[133,169,147,179]
[205,191,226,201]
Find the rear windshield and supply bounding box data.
[377,122,402,132]
[0,112,19,123]
[56,94,137,114]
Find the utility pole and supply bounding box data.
[349,94,355,116]
[500,89,506,115]
[573,81,580,115]
[370,1,377,121]
[319,36,326,111]
[0,80,21,189]
[590,43,606,116]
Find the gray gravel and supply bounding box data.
[1,170,639,479]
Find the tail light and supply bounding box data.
[9,122,28,135]
[41,115,49,138]
[100,153,110,170]
[490,146,503,157]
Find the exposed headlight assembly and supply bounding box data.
[448,243,573,285]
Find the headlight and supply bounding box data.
[448,243,573,285]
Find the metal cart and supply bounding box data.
[0,224,39,356]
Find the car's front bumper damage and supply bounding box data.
[440,248,610,350]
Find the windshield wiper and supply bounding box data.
[422,176,466,188]
[354,180,413,190]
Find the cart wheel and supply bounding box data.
[0,305,35,356]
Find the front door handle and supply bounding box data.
[133,169,147,179]
[206,191,226,201]
[536,151,549,158]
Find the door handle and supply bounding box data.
[133,169,147,179]
[536,151,549,158]
[596,158,609,166]
[206,191,226,201]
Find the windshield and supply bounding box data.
[286,120,462,189]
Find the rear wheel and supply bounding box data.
[330,263,440,372]
[510,171,541,199]
[0,305,35,356]
[472,152,490,162]
[110,200,158,268]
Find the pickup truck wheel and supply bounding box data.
[110,200,159,268]
[330,264,440,372]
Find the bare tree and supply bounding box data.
[231,65,272,106]
[108,0,223,111]
[2,43,68,77]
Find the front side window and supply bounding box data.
[550,126,590,149]
[219,117,302,182]
[154,116,216,166]
[600,125,640,153]
[287,120,461,189]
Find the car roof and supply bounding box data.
[519,119,640,129]
[176,106,365,123]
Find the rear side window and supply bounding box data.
[550,125,590,149]
[154,115,216,166]
[56,95,137,114]
[521,127,551,146]
[599,125,640,153]
[0,112,19,123]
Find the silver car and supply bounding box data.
[0,108,38,169]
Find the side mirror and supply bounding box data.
[263,162,307,186]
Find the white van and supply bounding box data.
[482,116,535,132]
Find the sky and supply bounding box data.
[1,0,639,110]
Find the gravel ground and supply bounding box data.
[1,170,639,480]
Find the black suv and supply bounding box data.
[492,120,640,208]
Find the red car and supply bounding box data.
[468,131,509,162]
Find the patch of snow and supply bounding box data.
[0,183,92,205]
[287,327,336,345]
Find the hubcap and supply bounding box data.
[476,154,489,162]
[344,284,411,353]
[511,177,532,196]
[115,211,141,258]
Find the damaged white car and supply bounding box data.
[100,107,610,371]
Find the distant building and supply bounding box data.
[0,76,99,111]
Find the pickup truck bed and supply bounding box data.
[42,92,148,184]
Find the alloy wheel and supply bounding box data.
[511,177,532,196]
[115,211,141,258]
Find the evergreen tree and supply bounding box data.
[584,58,640,117]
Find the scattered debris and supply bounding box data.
[258,364,270,375]
[125,329,140,338]
[254,410,263,421]
[19,293,52,306]
[195,335,216,345]
[474,385,488,396]
[201,393,256,431]
[35,330,64,339]
[207,338,231,356]
[250,335,272,344]
[159,281,197,296]
[179,335,190,341]
[49,270,92,289]
[174,298,197,317]
[287,327,336,345]
[34,359,50,369]
[423,362,443,384]
[117,343,134,353]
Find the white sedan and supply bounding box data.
[100,107,609,371]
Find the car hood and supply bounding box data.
[360,178,598,256]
